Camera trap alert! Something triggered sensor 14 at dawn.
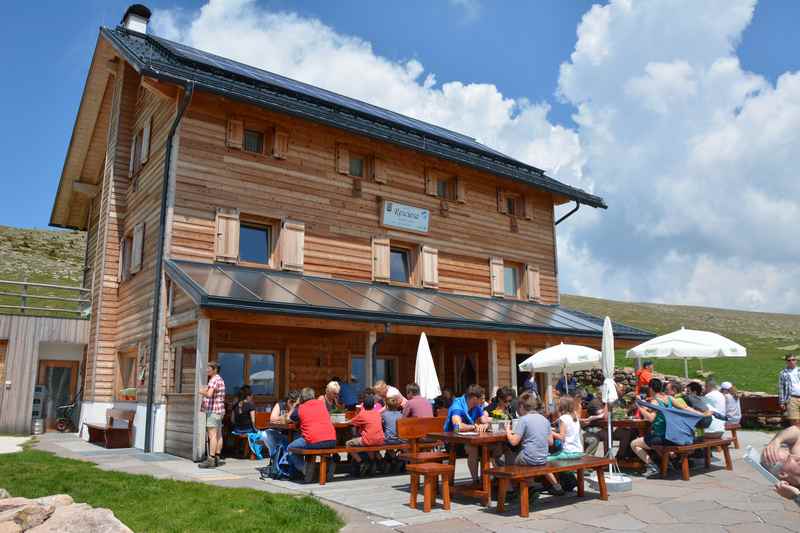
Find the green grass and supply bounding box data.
[0,447,343,533]
[562,294,800,394]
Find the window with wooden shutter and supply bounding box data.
[272,128,289,159]
[524,196,534,220]
[279,220,305,272]
[372,237,391,283]
[420,245,439,289]
[130,222,145,274]
[215,208,240,263]
[372,157,388,184]
[118,236,132,283]
[425,168,438,196]
[140,117,152,164]
[336,144,350,174]
[524,264,541,302]
[226,119,244,150]
[128,137,137,178]
[497,188,508,214]
[490,256,504,297]
[455,177,466,203]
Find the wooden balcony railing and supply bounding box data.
[0,279,90,318]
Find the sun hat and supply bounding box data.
[720,381,733,390]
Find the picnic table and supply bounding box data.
[427,430,508,506]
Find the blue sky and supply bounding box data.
[2,1,799,312]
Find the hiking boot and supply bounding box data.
[644,463,661,478]
[350,462,362,478]
[366,460,377,477]
[548,483,565,496]
[198,458,217,469]
[303,462,318,484]
[214,456,226,467]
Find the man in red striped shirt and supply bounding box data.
[199,361,226,468]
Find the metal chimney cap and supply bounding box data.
[121,4,152,24]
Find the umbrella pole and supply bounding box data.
[684,358,689,379]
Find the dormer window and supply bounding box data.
[243,129,265,154]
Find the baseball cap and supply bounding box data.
[720,381,733,390]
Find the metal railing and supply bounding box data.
[0,279,90,318]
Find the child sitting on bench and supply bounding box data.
[347,393,385,476]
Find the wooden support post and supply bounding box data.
[510,339,517,391]
[192,318,210,461]
[488,339,498,397]
[365,331,376,387]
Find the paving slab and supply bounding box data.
[585,513,646,530]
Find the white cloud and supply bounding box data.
[151,0,800,313]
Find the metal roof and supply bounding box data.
[166,260,652,340]
[101,26,607,209]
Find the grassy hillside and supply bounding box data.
[0,226,797,393]
[561,294,800,394]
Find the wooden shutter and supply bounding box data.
[128,137,137,178]
[372,237,391,283]
[273,128,289,159]
[455,177,466,203]
[279,220,305,272]
[226,119,244,150]
[497,188,508,214]
[117,238,126,282]
[140,117,152,164]
[425,168,437,196]
[372,157,388,184]
[524,264,541,301]
[130,222,145,274]
[523,195,534,220]
[215,208,240,263]
[336,144,350,174]
[490,256,504,297]
[421,246,439,288]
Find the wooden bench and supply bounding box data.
[650,437,733,481]
[407,462,454,512]
[84,409,135,449]
[725,422,741,449]
[290,442,418,485]
[397,417,448,464]
[489,456,614,518]
[740,395,781,426]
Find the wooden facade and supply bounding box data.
[49,16,646,454]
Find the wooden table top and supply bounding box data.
[427,431,509,445]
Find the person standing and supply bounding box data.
[720,382,741,425]
[779,354,800,428]
[521,371,539,396]
[635,360,653,397]
[198,361,226,469]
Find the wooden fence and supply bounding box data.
[0,279,90,318]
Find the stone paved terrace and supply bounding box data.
[31,431,799,532]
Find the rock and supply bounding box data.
[28,504,132,533]
[0,502,53,530]
[0,490,9,500]
[0,521,22,533]
[33,495,74,509]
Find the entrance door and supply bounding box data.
[37,360,79,429]
[453,353,477,395]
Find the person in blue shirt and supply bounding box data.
[445,384,492,485]
[555,373,578,396]
[521,372,539,396]
[336,376,358,409]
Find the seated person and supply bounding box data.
[402,382,433,418]
[270,390,300,424]
[356,387,382,411]
[720,382,742,425]
[433,388,454,411]
[630,378,674,477]
[553,396,583,454]
[381,395,405,472]
[347,393,385,476]
[288,388,337,482]
[318,381,341,412]
[762,426,800,506]
[231,385,256,434]
[581,398,607,455]
[555,373,578,396]
[374,380,407,408]
[445,384,492,485]
[337,377,359,409]
[505,392,564,495]
[488,386,517,419]
[703,379,727,439]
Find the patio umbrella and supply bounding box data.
[517,343,601,407]
[626,327,747,378]
[600,317,617,474]
[414,332,441,400]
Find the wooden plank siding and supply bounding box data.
[169,91,559,302]
[0,315,88,434]
[164,393,194,459]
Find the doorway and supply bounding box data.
[37,360,79,430]
[453,353,478,394]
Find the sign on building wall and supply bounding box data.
[380,200,430,233]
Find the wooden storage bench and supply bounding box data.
[84,409,135,449]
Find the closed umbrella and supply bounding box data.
[600,317,617,475]
[626,327,747,378]
[414,333,441,400]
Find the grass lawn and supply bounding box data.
[0,447,343,533]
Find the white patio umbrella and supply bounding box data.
[414,332,441,400]
[626,327,747,378]
[517,343,601,408]
[600,317,617,473]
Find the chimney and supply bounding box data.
[121,4,151,34]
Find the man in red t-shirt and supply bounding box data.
[288,387,336,482]
[347,393,385,476]
[635,360,654,396]
[402,383,433,418]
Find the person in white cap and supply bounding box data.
[720,381,741,425]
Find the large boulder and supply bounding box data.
[0,499,54,530]
[28,504,132,533]
[0,521,22,533]
[32,495,74,509]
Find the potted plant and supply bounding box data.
[330,406,347,424]
[490,409,510,432]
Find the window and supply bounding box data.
[243,129,264,154]
[349,355,398,389]
[349,155,365,177]
[390,248,410,283]
[506,194,523,216]
[119,236,132,282]
[175,343,196,393]
[436,177,456,200]
[239,223,271,264]
[217,351,279,398]
[117,350,137,401]
[504,264,520,298]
